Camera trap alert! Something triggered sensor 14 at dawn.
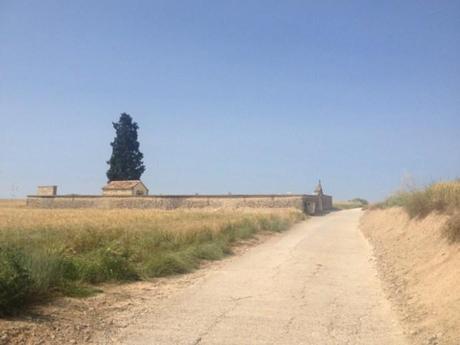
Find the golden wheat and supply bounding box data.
[0,207,302,235]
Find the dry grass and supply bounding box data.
[0,206,304,315]
[374,180,460,218]
[0,199,26,208]
[0,207,285,233]
[442,211,460,243]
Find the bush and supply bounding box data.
[0,248,33,315]
[403,190,433,218]
[442,212,460,243]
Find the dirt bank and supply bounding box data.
[360,208,460,345]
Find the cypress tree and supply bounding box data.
[106,113,145,181]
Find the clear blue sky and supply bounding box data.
[1,1,459,201]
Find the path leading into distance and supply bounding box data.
[112,209,407,345]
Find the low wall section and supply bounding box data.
[26,194,333,214]
[321,195,333,210]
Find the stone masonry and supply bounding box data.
[26,194,333,215]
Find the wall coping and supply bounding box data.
[27,194,330,199]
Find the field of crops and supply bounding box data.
[0,204,304,315]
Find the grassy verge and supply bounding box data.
[373,181,460,218]
[372,180,460,244]
[0,208,304,315]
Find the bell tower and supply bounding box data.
[314,180,324,213]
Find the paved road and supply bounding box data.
[114,209,407,345]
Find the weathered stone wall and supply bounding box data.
[26,194,333,214]
[321,195,333,210]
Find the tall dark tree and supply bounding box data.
[106,113,145,181]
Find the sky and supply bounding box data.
[0,1,459,201]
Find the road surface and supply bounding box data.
[111,209,407,345]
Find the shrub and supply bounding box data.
[0,248,33,315]
[442,212,460,243]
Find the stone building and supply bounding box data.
[28,180,332,214]
[314,180,324,213]
[102,180,148,196]
[37,185,57,196]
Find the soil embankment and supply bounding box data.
[361,208,460,345]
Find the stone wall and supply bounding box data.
[322,195,333,210]
[26,194,333,214]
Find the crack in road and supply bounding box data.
[191,296,252,345]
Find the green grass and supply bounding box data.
[0,209,304,315]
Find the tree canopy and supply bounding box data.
[106,113,145,181]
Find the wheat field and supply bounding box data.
[0,204,304,314]
[0,207,300,234]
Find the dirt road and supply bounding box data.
[107,209,407,345]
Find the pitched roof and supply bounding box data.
[314,180,323,194]
[103,180,144,190]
